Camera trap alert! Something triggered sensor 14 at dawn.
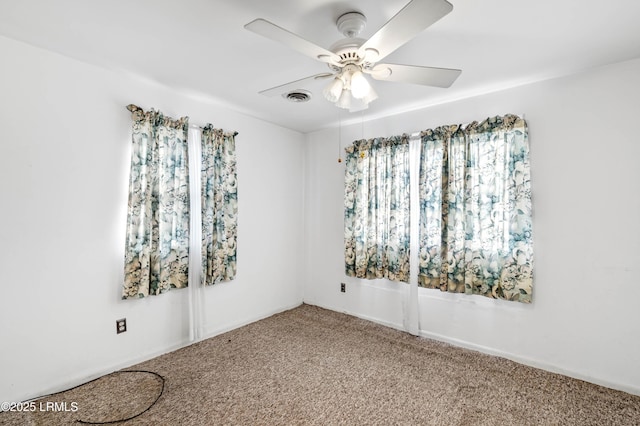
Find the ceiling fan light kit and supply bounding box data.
[245,0,461,112]
[322,63,377,111]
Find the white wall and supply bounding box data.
[2,29,639,403]
[0,35,305,403]
[303,58,640,395]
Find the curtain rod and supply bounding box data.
[408,113,526,139]
[126,104,238,136]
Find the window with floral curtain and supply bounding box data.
[344,136,411,282]
[200,125,238,286]
[123,105,190,299]
[418,114,533,303]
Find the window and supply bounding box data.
[122,105,238,299]
[344,135,411,282]
[344,114,533,303]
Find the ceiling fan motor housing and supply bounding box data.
[329,37,365,67]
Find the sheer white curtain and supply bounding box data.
[187,127,204,341]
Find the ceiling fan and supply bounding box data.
[244,0,461,112]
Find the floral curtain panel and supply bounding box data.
[344,136,411,282]
[123,105,190,299]
[201,125,238,286]
[418,114,533,303]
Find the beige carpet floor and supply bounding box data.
[2,304,639,425]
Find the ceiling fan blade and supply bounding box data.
[259,73,334,97]
[359,0,453,62]
[245,19,340,65]
[369,63,461,88]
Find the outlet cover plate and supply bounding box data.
[116,318,127,334]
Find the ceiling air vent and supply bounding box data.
[283,90,312,103]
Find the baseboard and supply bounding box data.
[303,300,406,333]
[20,301,639,402]
[197,301,303,341]
[18,301,304,403]
[303,300,640,397]
[19,339,192,403]
[419,329,640,397]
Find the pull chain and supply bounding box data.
[337,109,343,163]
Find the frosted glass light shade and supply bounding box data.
[323,77,344,103]
[349,97,369,112]
[323,66,378,109]
[350,71,371,99]
[362,85,378,104]
[336,88,352,109]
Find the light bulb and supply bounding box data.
[336,88,352,109]
[350,71,371,99]
[323,77,344,103]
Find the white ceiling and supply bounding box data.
[1,0,639,133]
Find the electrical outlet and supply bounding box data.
[116,318,127,334]
[341,283,346,293]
